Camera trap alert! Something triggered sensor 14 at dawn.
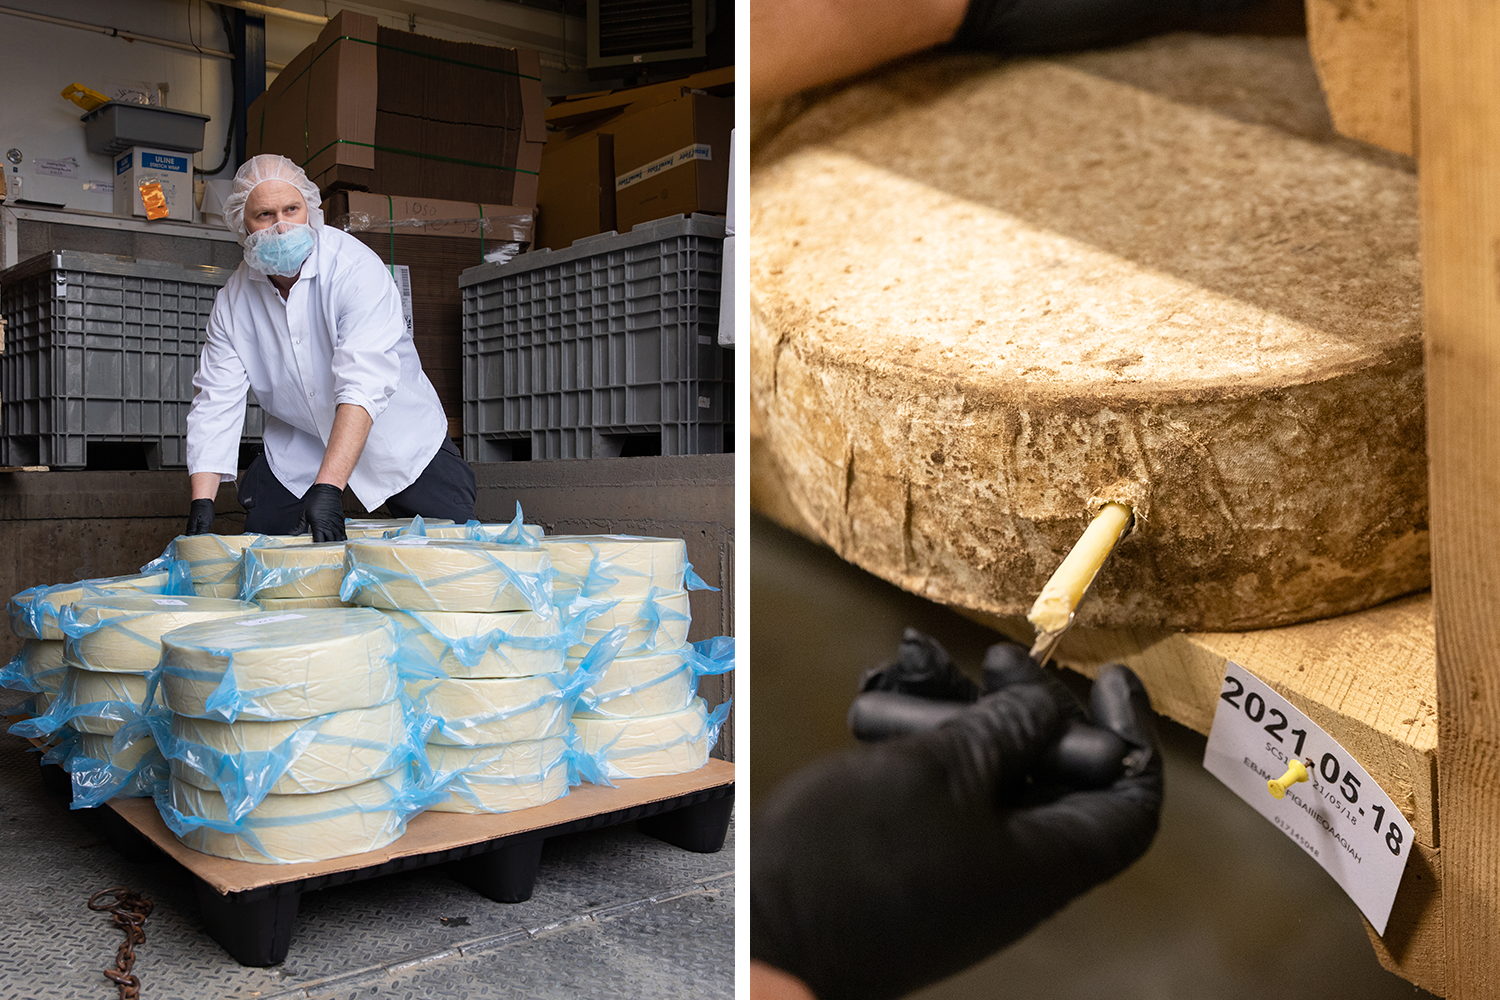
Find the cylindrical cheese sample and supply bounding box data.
[8,570,182,640]
[240,542,347,600]
[565,590,692,662]
[64,595,259,673]
[256,596,351,611]
[577,648,698,718]
[64,667,159,735]
[164,771,415,864]
[426,738,572,813]
[410,674,578,745]
[169,698,410,800]
[171,534,311,597]
[344,539,551,613]
[158,608,401,722]
[383,608,566,678]
[1,639,67,695]
[541,535,688,599]
[574,698,721,779]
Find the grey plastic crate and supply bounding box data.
[459,214,731,461]
[81,102,210,156]
[0,251,264,469]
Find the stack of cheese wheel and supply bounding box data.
[0,638,67,718]
[347,538,575,813]
[546,535,725,780]
[30,594,258,804]
[166,534,312,598]
[240,539,351,611]
[153,608,417,864]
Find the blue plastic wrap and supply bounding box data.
[560,588,693,662]
[10,665,157,739]
[341,538,554,614]
[424,733,582,814]
[59,594,260,673]
[7,564,195,640]
[142,533,291,598]
[575,696,732,785]
[409,627,627,746]
[239,540,347,601]
[50,729,169,810]
[142,694,426,823]
[385,606,580,679]
[540,535,716,600]
[575,636,736,718]
[0,639,67,695]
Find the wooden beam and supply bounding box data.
[1304,0,1415,155]
[1416,1,1500,995]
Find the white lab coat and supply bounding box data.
[186,226,449,511]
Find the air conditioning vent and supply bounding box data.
[587,0,706,69]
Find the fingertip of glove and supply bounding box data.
[980,640,1042,691]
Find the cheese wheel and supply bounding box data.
[158,608,401,722]
[166,771,415,864]
[65,595,259,673]
[257,596,351,611]
[345,539,551,613]
[345,518,452,540]
[410,674,576,745]
[577,648,697,718]
[171,534,311,594]
[383,609,566,678]
[574,699,716,779]
[240,542,347,600]
[540,535,688,599]
[169,699,409,797]
[8,570,180,640]
[70,731,164,806]
[564,590,692,662]
[78,731,158,773]
[426,738,572,813]
[1,639,67,695]
[65,667,159,735]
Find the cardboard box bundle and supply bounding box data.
[538,67,733,251]
[322,191,534,438]
[248,11,545,206]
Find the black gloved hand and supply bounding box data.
[295,483,347,542]
[952,0,1264,55]
[751,636,1163,1000]
[185,498,216,536]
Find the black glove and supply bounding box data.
[185,498,216,536]
[952,0,1264,55]
[295,483,347,542]
[751,634,1163,1000]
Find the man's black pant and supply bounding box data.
[239,437,477,535]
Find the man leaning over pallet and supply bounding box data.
[182,154,476,543]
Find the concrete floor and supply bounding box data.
[751,515,1434,999]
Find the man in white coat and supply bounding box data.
[183,155,475,542]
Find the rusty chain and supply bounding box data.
[87,887,153,1000]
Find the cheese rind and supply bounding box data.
[8,570,183,640]
[577,648,698,718]
[382,608,566,678]
[563,590,692,662]
[158,608,402,722]
[64,595,259,673]
[574,698,722,779]
[409,674,580,745]
[426,737,573,813]
[169,534,312,595]
[240,542,348,600]
[541,535,689,599]
[0,639,67,695]
[62,667,159,735]
[344,540,552,613]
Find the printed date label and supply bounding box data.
[1203,662,1412,935]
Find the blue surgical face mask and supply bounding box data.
[243,221,315,277]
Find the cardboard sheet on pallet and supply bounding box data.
[108,758,733,895]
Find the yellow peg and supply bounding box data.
[1268,759,1310,800]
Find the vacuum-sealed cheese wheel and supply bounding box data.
[8,570,182,640]
[164,771,415,864]
[541,535,688,599]
[240,542,346,600]
[65,667,159,735]
[78,731,158,772]
[344,539,551,613]
[171,534,311,596]
[0,639,67,695]
[574,698,722,779]
[256,596,351,611]
[64,595,259,672]
[426,738,572,813]
[565,590,691,662]
[577,648,698,718]
[345,518,452,540]
[68,730,165,807]
[158,608,401,722]
[383,609,566,678]
[169,698,409,798]
[410,674,577,745]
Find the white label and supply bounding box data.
[615,143,712,191]
[34,158,78,178]
[83,180,113,194]
[151,598,189,606]
[235,613,306,627]
[1203,662,1414,935]
[393,265,413,334]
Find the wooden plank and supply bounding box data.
[1305,0,1415,155]
[1364,842,1445,996]
[1415,1,1500,996]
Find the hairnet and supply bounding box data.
[221,154,324,245]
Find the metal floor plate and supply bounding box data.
[0,733,733,1000]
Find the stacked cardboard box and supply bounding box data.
[537,67,733,251]
[323,191,534,438]
[249,11,544,207]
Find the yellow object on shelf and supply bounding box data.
[61,83,109,112]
